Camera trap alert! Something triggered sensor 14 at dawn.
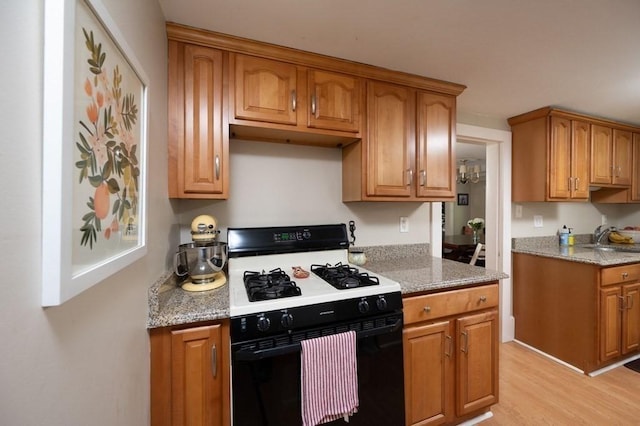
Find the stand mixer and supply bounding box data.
[174,214,227,292]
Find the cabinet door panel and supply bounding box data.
[183,46,225,195]
[590,125,613,185]
[622,283,640,354]
[549,117,572,199]
[571,120,590,199]
[416,92,455,199]
[307,70,361,133]
[403,321,453,426]
[456,310,498,416]
[600,286,622,362]
[234,55,297,125]
[171,325,224,426]
[613,129,632,185]
[366,82,414,197]
[633,134,640,201]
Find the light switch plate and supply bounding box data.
[515,204,523,218]
[534,215,543,228]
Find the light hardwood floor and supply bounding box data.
[483,342,640,425]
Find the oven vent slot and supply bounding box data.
[363,320,374,330]
[258,340,274,350]
[275,336,290,347]
[336,325,349,334]
[321,328,334,336]
[349,323,362,332]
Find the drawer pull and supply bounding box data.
[211,344,217,378]
[423,306,431,313]
[622,272,629,279]
[479,296,487,303]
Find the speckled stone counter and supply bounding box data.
[148,243,509,328]
[512,236,640,266]
[147,270,229,328]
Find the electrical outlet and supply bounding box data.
[533,215,543,228]
[515,204,523,218]
[399,216,409,233]
[601,215,608,225]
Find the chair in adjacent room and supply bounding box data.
[469,243,485,266]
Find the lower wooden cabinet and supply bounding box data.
[599,265,640,362]
[150,321,230,426]
[402,284,499,426]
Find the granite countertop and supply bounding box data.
[512,235,640,266]
[147,243,509,329]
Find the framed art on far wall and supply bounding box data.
[457,193,469,206]
[42,0,149,306]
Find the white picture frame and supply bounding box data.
[42,0,148,306]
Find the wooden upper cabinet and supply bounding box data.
[365,81,415,198]
[509,109,590,202]
[307,69,362,133]
[632,133,640,201]
[548,117,589,200]
[590,125,632,186]
[168,41,228,199]
[232,55,298,125]
[613,129,632,186]
[416,92,455,199]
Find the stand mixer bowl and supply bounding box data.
[174,242,228,283]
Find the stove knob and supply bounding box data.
[376,297,388,311]
[280,313,294,328]
[256,315,271,332]
[358,299,370,314]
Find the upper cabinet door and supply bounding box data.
[233,55,298,125]
[307,69,362,133]
[570,120,590,199]
[612,129,632,186]
[416,92,455,199]
[632,133,640,201]
[548,117,572,199]
[590,124,613,185]
[366,81,415,197]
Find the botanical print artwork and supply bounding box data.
[72,0,143,272]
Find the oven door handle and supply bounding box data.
[233,318,402,361]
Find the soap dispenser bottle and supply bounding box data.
[559,225,569,246]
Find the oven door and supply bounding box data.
[231,314,405,426]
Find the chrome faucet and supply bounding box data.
[594,225,617,245]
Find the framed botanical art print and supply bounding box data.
[42,0,148,306]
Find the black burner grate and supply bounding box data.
[243,268,302,301]
[311,262,380,290]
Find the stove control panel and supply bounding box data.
[230,291,402,342]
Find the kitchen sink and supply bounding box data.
[580,244,640,253]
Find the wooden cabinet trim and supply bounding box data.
[167,23,466,96]
[403,283,499,325]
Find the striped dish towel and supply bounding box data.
[300,331,359,426]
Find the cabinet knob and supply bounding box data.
[423,306,431,313]
[622,272,629,279]
[479,296,487,302]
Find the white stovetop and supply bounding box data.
[227,249,400,317]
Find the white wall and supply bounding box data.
[0,1,169,425]
[511,201,640,237]
[174,140,432,246]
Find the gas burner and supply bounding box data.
[311,262,380,290]
[243,268,302,302]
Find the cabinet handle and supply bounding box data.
[311,94,317,116]
[479,296,487,303]
[627,295,634,310]
[211,344,217,378]
[619,296,626,311]
[569,177,573,190]
[406,169,413,187]
[420,170,426,187]
[214,155,220,180]
[423,306,431,313]
[445,335,452,358]
[622,272,629,279]
[291,90,297,111]
[575,177,580,191]
[460,331,469,354]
